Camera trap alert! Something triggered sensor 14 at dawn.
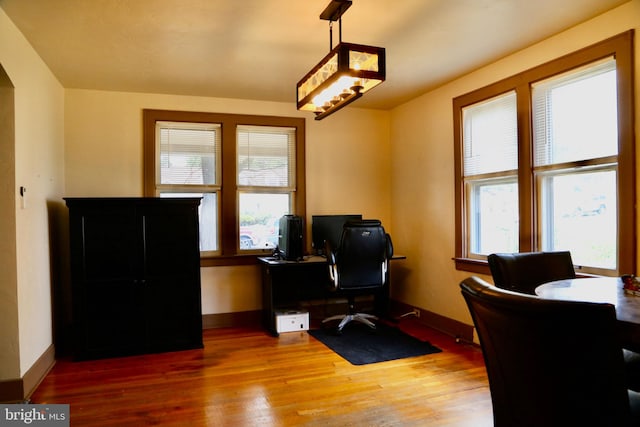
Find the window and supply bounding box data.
[144,110,305,266]
[237,125,297,251]
[533,59,618,272]
[156,122,220,252]
[463,92,519,256]
[454,31,635,276]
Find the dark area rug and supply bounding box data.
[308,322,442,365]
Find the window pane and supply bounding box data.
[160,192,218,252]
[540,170,617,270]
[469,180,518,255]
[237,126,295,188]
[158,122,221,185]
[463,91,517,176]
[533,58,617,166]
[238,193,290,250]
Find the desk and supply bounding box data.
[535,277,640,352]
[258,255,403,336]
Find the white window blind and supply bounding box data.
[237,125,295,188]
[463,91,517,176]
[157,122,221,186]
[532,57,618,166]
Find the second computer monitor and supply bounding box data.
[311,214,363,255]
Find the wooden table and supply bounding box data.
[536,277,640,352]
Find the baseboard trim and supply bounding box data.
[389,300,474,343]
[202,310,262,329]
[202,303,474,343]
[0,344,55,403]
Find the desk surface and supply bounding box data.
[536,277,640,351]
[258,255,327,266]
[258,254,406,266]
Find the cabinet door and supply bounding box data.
[70,205,146,359]
[141,202,203,352]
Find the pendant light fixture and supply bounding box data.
[296,0,386,120]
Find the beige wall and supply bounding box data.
[64,89,391,314]
[389,0,640,330]
[0,8,65,378]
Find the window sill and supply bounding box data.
[453,257,491,275]
[200,254,266,267]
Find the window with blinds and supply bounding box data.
[462,91,519,256]
[143,109,306,263]
[158,122,221,186]
[532,57,618,166]
[532,58,619,271]
[453,31,634,276]
[463,91,517,177]
[236,125,297,251]
[156,121,221,253]
[237,125,295,188]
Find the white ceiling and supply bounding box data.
[0,0,629,110]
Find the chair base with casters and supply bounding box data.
[322,296,378,333]
[321,219,393,334]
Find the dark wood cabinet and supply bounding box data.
[65,197,203,360]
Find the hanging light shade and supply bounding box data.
[297,43,385,120]
[296,0,386,120]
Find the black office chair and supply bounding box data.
[460,276,640,426]
[322,219,393,333]
[488,251,576,295]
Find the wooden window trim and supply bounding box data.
[453,30,635,275]
[143,109,306,267]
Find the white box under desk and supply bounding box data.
[275,310,309,333]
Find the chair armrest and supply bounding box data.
[326,241,338,289]
[386,233,394,259]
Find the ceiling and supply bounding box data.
[0,0,629,110]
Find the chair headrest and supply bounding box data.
[487,251,576,295]
[344,219,382,228]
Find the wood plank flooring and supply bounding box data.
[30,319,493,426]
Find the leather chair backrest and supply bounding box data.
[487,251,576,295]
[334,220,391,290]
[460,276,631,426]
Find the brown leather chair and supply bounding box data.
[488,250,640,392]
[460,276,640,426]
[487,251,575,295]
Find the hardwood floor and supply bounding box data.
[30,319,493,426]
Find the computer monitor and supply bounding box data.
[311,214,363,255]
